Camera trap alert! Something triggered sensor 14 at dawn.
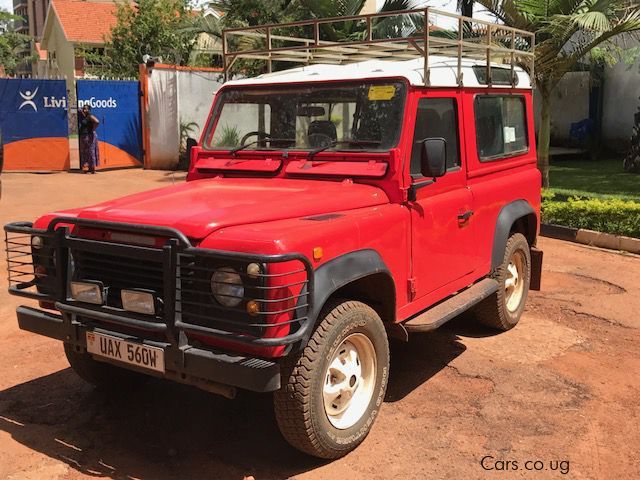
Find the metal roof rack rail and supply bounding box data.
[221,7,535,88]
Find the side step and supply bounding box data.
[403,278,500,333]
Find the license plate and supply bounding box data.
[86,332,165,373]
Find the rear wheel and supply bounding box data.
[64,343,146,390]
[475,233,531,331]
[274,300,390,459]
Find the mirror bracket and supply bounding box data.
[407,178,435,202]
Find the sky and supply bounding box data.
[1,0,12,13]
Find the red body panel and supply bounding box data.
[34,77,540,358]
[41,177,388,240]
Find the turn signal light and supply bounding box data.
[246,300,260,316]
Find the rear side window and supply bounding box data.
[410,97,460,175]
[474,96,528,161]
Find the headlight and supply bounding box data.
[211,267,244,307]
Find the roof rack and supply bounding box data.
[221,7,535,88]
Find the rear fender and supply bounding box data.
[491,199,538,271]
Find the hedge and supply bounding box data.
[542,193,640,239]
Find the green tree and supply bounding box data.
[210,0,303,27]
[179,1,303,73]
[98,0,197,78]
[0,9,32,76]
[476,0,640,187]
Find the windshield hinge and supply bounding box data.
[401,186,410,203]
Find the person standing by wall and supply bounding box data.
[78,105,100,174]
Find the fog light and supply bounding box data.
[246,300,260,316]
[31,236,44,249]
[70,281,103,305]
[121,290,156,315]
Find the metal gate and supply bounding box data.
[76,79,143,169]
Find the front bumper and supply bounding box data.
[6,218,315,393]
[17,305,282,393]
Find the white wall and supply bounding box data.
[176,69,222,144]
[533,71,590,143]
[146,66,222,169]
[148,68,179,169]
[602,55,640,149]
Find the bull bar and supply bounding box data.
[5,218,315,393]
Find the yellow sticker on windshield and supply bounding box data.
[368,85,396,101]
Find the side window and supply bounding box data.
[410,98,460,176]
[474,96,528,161]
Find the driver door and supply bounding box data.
[409,94,477,300]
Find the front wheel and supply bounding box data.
[274,300,390,459]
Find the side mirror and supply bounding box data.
[420,138,447,178]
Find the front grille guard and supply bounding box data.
[5,218,314,348]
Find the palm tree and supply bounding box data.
[297,0,421,41]
[457,0,474,18]
[475,0,640,187]
[190,0,421,43]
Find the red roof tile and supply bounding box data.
[35,42,48,60]
[52,0,118,44]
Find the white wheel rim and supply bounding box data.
[505,250,525,313]
[323,333,377,430]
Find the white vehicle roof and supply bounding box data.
[224,56,532,89]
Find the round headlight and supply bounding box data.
[211,267,244,307]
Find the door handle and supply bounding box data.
[458,210,474,224]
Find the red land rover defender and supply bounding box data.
[5,10,542,459]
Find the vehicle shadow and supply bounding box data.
[0,316,482,479]
[386,322,466,402]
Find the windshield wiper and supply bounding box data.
[229,138,296,156]
[308,139,382,159]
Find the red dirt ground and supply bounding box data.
[0,171,639,480]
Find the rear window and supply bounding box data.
[474,96,528,161]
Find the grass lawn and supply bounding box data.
[549,157,640,201]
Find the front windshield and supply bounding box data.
[204,81,406,153]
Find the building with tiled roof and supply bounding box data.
[38,0,119,88]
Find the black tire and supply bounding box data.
[274,300,390,459]
[64,343,147,390]
[475,233,531,331]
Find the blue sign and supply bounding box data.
[0,78,69,170]
[76,80,142,167]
